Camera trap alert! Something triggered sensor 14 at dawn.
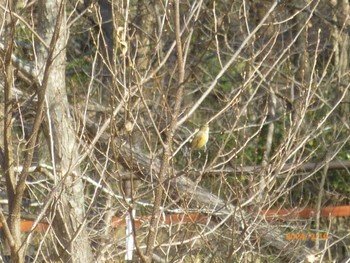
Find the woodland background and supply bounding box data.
[0,0,350,262]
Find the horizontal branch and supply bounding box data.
[0,42,38,80]
[209,160,350,176]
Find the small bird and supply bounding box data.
[191,123,209,150]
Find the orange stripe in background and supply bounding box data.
[262,205,350,219]
[112,213,208,228]
[1,206,350,233]
[0,220,50,233]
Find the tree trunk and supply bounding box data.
[36,0,93,261]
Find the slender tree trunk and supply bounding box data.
[36,0,93,261]
[3,3,23,262]
[331,0,350,117]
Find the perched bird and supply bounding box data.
[191,123,209,150]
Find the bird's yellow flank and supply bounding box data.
[191,124,209,150]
